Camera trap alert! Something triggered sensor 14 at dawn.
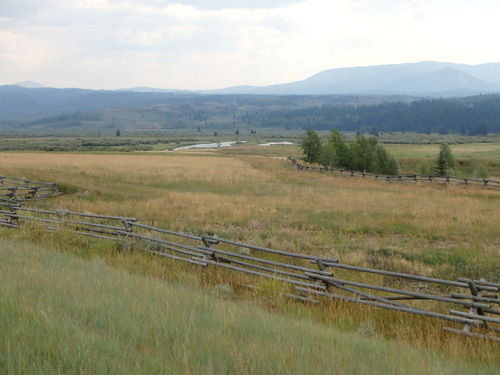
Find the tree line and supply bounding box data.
[257,95,500,135]
[4,85,500,135]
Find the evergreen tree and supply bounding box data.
[300,130,322,163]
[434,150,448,176]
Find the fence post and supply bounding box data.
[6,203,19,226]
[199,234,220,264]
[313,259,334,291]
[462,279,487,333]
[8,187,18,202]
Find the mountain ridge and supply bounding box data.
[206,61,500,95]
[8,61,500,96]
[3,61,500,121]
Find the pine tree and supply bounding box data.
[434,150,448,176]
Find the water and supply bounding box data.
[171,141,243,151]
[259,142,295,146]
[171,141,294,151]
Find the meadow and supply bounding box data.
[0,144,499,372]
[3,238,497,374]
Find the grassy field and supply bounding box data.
[0,150,498,280]
[1,238,498,374]
[385,142,500,159]
[1,147,499,371]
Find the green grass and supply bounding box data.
[1,149,499,370]
[1,238,498,375]
[385,142,500,159]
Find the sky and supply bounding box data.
[1,0,500,90]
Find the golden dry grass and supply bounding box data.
[1,151,499,365]
[2,151,498,268]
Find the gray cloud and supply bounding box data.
[0,0,43,17]
[1,0,499,90]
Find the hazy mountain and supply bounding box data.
[3,61,500,122]
[207,61,500,96]
[12,80,45,88]
[384,67,500,94]
[117,87,190,93]
[0,85,204,121]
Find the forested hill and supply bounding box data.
[255,95,500,135]
[0,85,203,121]
[1,83,499,135]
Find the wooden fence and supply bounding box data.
[1,201,498,342]
[288,158,500,190]
[0,175,61,202]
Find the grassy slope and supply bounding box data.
[1,150,499,370]
[2,151,496,280]
[1,238,497,375]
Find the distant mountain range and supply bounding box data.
[12,80,46,89]
[2,61,500,121]
[206,61,500,96]
[10,61,500,96]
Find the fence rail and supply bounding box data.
[1,201,498,342]
[288,158,500,190]
[0,175,61,202]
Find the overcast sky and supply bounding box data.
[1,0,500,90]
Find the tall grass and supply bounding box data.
[1,151,498,278]
[1,151,499,366]
[1,238,498,375]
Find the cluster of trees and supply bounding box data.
[301,129,399,175]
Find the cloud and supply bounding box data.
[1,0,500,89]
[404,0,429,21]
[0,0,45,17]
[152,1,303,10]
[0,30,59,69]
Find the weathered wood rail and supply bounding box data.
[1,201,498,342]
[288,158,500,190]
[0,175,61,202]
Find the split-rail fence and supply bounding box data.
[288,157,500,190]
[1,181,498,343]
[1,175,61,202]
